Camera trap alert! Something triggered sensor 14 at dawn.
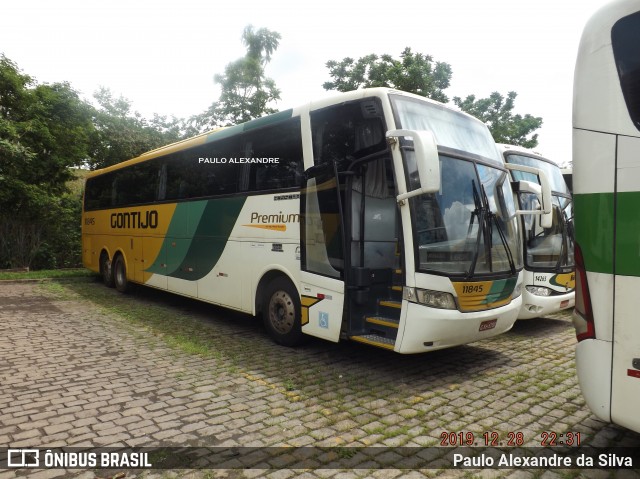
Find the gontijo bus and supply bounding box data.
[499,145,575,320]
[572,0,640,432]
[82,88,552,353]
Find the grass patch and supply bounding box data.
[37,281,80,300]
[164,333,213,357]
[0,268,92,280]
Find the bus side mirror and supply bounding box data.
[506,164,553,228]
[386,129,440,202]
[304,162,332,180]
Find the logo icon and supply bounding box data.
[8,449,39,467]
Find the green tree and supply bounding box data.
[197,25,282,130]
[323,47,453,103]
[89,87,183,169]
[453,91,543,148]
[0,55,95,268]
[322,48,542,146]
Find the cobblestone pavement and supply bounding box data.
[1,278,639,479]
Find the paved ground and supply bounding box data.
[1,277,639,479]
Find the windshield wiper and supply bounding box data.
[465,180,485,279]
[481,185,494,273]
[482,184,516,276]
[554,204,575,270]
[466,182,517,279]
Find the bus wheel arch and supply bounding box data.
[100,250,115,288]
[257,272,303,347]
[112,252,130,293]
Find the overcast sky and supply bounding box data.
[3,0,608,165]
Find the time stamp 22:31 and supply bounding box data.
[440,431,582,447]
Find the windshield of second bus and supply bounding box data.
[506,154,574,270]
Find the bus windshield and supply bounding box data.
[506,154,570,195]
[390,94,502,165]
[390,95,522,277]
[408,155,522,276]
[506,154,574,270]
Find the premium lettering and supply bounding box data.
[250,211,299,224]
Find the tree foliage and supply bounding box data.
[0,55,96,268]
[0,55,182,268]
[323,48,543,147]
[453,91,543,148]
[197,25,282,130]
[88,87,183,169]
[323,48,453,103]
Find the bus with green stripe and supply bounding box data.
[572,0,640,432]
[499,145,575,320]
[82,88,552,353]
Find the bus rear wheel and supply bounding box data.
[100,253,114,288]
[263,278,303,347]
[113,254,129,293]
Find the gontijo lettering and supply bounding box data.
[110,210,158,229]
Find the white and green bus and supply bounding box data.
[500,145,575,320]
[572,0,640,432]
[83,88,551,354]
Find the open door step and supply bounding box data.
[350,333,396,350]
[378,299,401,310]
[365,316,399,329]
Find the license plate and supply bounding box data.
[479,319,497,331]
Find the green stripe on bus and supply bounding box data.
[168,196,246,281]
[145,197,246,280]
[574,192,614,274]
[485,277,517,304]
[615,191,640,277]
[242,109,293,131]
[205,110,294,142]
[144,201,208,276]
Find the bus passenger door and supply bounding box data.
[299,168,346,343]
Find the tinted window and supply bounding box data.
[243,117,303,191]
[84,117,305,211]
[112,162,160,207]
[311,99,387,167]
[612,10,640,131]
[165,137,242,200]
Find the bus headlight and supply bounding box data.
[525,285,552,297]
[512,282,523,299]
[403,287,456,310]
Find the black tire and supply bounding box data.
[262,277,303,347]
[100,253,115,288]
[113,254,129,293]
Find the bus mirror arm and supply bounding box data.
[386,129,440,203]
[304,162,332,180]
[505,164,553,228]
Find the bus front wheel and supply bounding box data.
[113,254,129,293]
[263,278,303,347]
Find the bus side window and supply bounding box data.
[612,10,640,130]
[244,117,303,192]
[157,163,167,201]
[311,99,386,168]
[163,137,243,200]
[84,173,115,211]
